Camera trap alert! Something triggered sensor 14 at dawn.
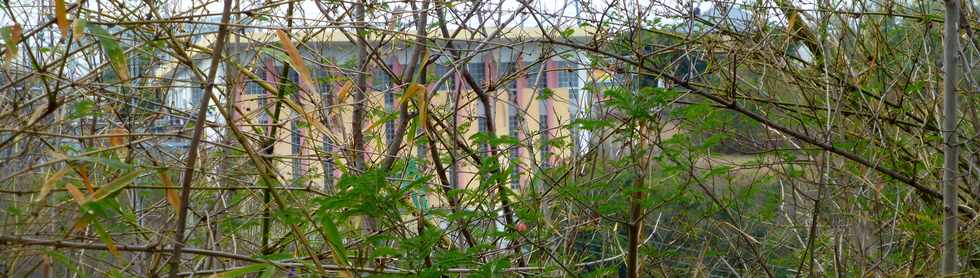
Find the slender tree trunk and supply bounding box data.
[352,0,368,171]
[627,175,643,278]
[941,0,960,275]
[168,0,234,275]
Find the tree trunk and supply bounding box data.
[941,0,960,274]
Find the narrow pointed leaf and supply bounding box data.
[335,80,353,104]
[212,263,271,278]
[400,83,425,105]
[275,29,317,94]
[72,18,86,42]
[157,170,181,210]
[87,24,129,81]
[91,170,143,201]
[91,221,121,258]
[36,168,70,202]
[65,183,88,205]
[54,0,69,36]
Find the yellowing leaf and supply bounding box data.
[275,29,317,95]
[335,81,353,104]
[68,216,90,234]
[72,18,86,42]
[54,0,68,36]
[78,165,95,193]
[157,170,181,210]
[417,88,428,128]
[64,183,87,205]
[36,168,70,202]
[108,127,127,147]
[2,24,21,62]
[91,170,143,202]
[91,221,121,258]
[400,83,425,105]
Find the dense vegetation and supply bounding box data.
[0,0,977,276]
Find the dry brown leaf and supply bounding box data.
[157,170,181,210]
[275,29,317,95]
[36,168,70,202]
[54,0,68,36]
[108,127,127,147]
[64,183,87,205]
[335,80,353,104]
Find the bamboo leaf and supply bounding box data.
[275,29,317,94]
[64,183,88,205]
[47,251,90,278]
[400,83,425,105]
[320,215,350,267]
[90,170,143,202]
[87,23,129,81]
[68,216,90,234]
[417,88,428,128]
[335,80,353,104]
[259,265,276,278]
[54,0,68,36]
[91,221,121,258]
[157,170,181,210]
[2,24,21,62]
[211,263,272,278]
[108,127,127,147]
[36,168,71,202]
[72,18,86,42]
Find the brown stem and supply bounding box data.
[168,0,234,275]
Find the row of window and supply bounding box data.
[245,61,581,97]
[258,62,581,190]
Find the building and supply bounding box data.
[155,28,596,199]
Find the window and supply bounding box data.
[557,62,578,87]
[317,70,331,100]
[291,120,303,180]
[257,96,269,124]
[477,103,489,155]
[385,91,395,145]
[322,140,334,190]
[129,53,148,79]
[372,68,391,90]
[539,113,549,168]
[190,87,204,109]
[568,88,580,117]
[569,87,580,151]
[435,64,455,91]
[287,68,299,83]
[526,63,547,88]
[508,90,519,138]
[510,149,520,189]
[467,63,485,88]
[508,89,521,189]
[246,67,266,95]
[498,62,517,90]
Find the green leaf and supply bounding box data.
[87,23,129,81]
[216,263,273,278]
[259,265,277,278]
[91,170,144,201]
[47,251,91,278]
[320,215,350,265]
